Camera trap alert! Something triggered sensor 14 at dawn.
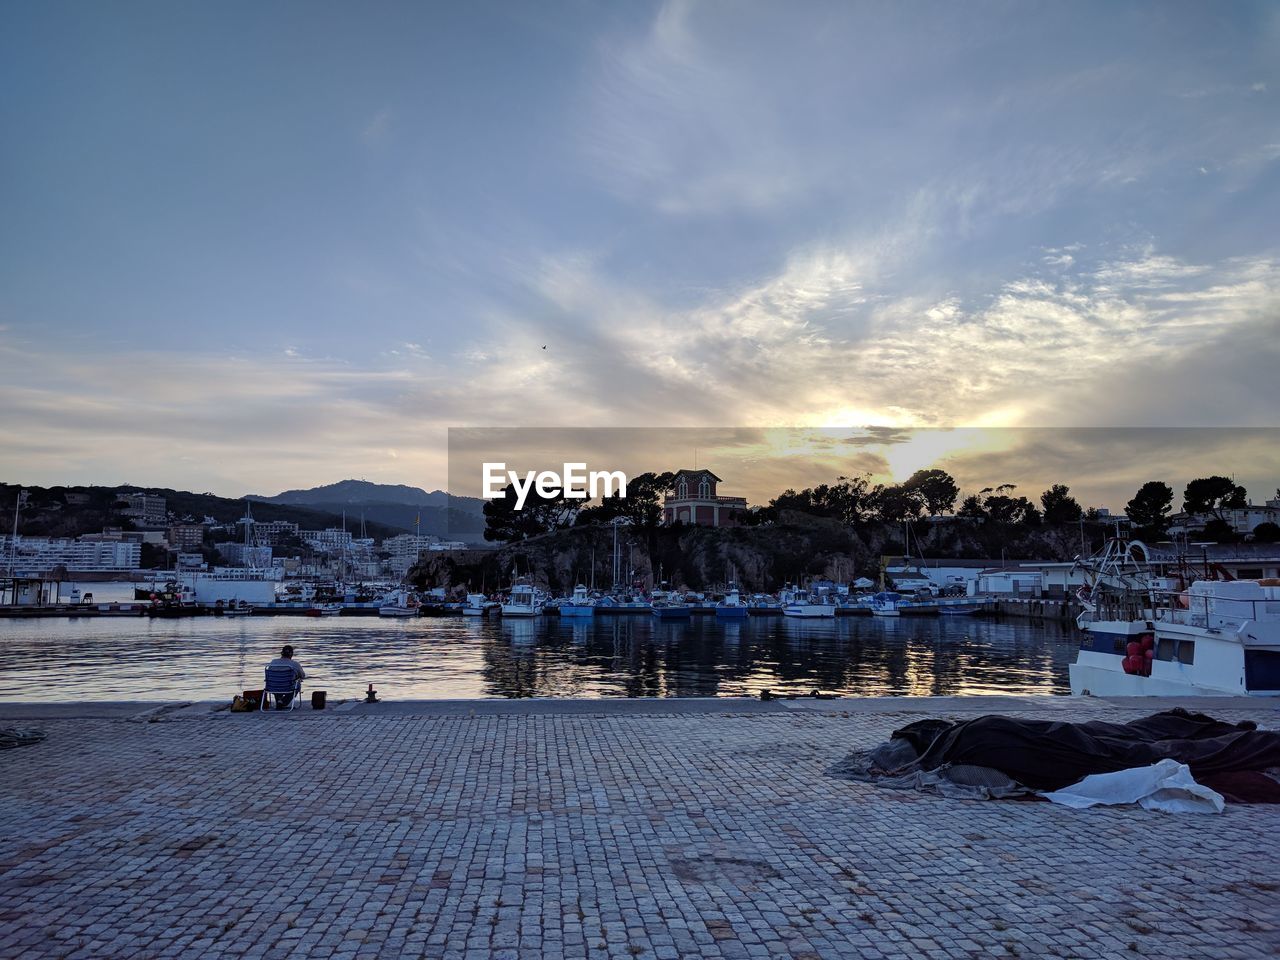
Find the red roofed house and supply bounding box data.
[662,469,748,527]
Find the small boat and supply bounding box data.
[651,590,692,619]
[461,593,498,617]
[782,593,836,618]
[501,581,546,617]
[378,589,422,618]
[558,584,595,618]
[937,601,980,616]
[869,591,902,617]
[715,586,750,619]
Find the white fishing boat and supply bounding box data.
[1071,579,1280,696]
[378,588,421,617]
[782,593,836,618]
[501,581,545,617]
[869,591,902,617]
[461,593,498,617]
[1071,539,1177,649]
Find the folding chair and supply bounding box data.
[261,665,302,711]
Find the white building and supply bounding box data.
[300,528,354,554]
[1168,499,1280,538]
[0,536,141,573]
[384,533,439,575]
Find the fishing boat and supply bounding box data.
[378,588,421,618]
[461,593,497,617]
[869,591,903,617]
[747,593,782,615]
[782,593,836,618]
[715,586,749,619]
[1070,579,1280,697]
[501,581,545,617]
[937,599,981,615]
[595,592,652,613]
[651,590,692,619]
[558,584,595,618]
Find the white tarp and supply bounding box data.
[1041,759,1225,814]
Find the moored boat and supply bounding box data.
[501,581,546,617]
[461,593,498,617]
[558,584,595,618]
[1070,579,1280,696]
[378,588,421,617]
[715,586,749,619]
[651,590,692,619]
[869,591,902,617]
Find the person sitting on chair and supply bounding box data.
[266,645,306,708]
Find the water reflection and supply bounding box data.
[0,613,1076,701]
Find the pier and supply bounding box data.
[2,696,1276,959]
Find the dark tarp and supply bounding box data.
[828,708,1280,803]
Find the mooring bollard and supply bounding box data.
[365,683,379,704]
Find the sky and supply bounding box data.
[1,0,1277,507]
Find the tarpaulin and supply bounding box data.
[828,709,1280,804]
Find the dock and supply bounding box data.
[1,695,1276,959]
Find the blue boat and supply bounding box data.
[651,590,692,619]
[558,584,596,618]
[715,587,749,619]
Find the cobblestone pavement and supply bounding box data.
[1,702,1277,959]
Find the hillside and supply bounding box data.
[249,479,486,540]
[407,513,1099,595]
[0,483,405,542]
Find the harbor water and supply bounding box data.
[0,605,1078,701]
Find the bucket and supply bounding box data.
[311,690,327,710]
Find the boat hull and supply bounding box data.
[782,605,835,619]
[715,606,749,619]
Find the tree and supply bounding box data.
[1183,476,1248,522]
[902,469,959,517]
[1040,484,1083,525]
[762,474,875,526]
[483,483,580,542]
[1125,481,1174,538]
[576,471,675,529]
[1251,521,1280,543]
[1200,517,1241,544]
[869,483,924,523]
[964,484,1040,526]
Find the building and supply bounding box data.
[118,492,168,527]
[0,535,141,573]
[168,523,206,551]
[1167,499,1280,538]
[243,518,299,545]
[215,543,273,567]
[300,528,354,554]
[1145,543,1280,581]
[384,533,438,575]
[662,469,748,527]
